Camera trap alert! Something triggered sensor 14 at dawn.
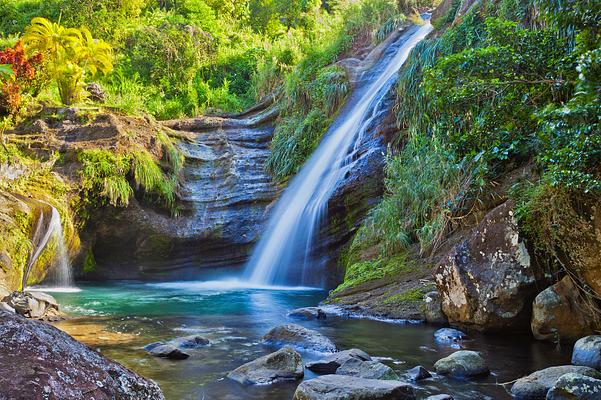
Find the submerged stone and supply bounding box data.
[288,307,328,320]
[170,334,210,349]
[148,344,190,360]
[306,349,372,374]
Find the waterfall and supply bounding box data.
[244,21,433,287]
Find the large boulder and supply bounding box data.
[0,311,164,399]
[293,375,415,400]
[435,201,539,332]
[546,373,601,399]
[511,365,601,400]
[433,350,489,378]
[336,357,399,380]
[306,348,372,374]
[531,277,594,341]
[227,347,304,385]
[262,324,337,353]
[572,335,601,369]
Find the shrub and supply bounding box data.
[0,41,43,116]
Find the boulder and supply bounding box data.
[227,347,304,385]
[306,348,372,374]
[531,277,594,341]
[424,291,447,325]
[434,328,466,343]
[511,365,601,400]
[0,311,164,399]
[148,344,190,360]
[336,357,399,380]
[170,334,210,349]
[293,375,415,400]
[433,350,489,378]
[288,307,327,320]
[546,373,601,400]
[407,365,431,381]
[2,291,60,319]
[572,335,601,369]
[435,201,539,332]
[262,324,337,353]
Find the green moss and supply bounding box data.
[383,286,434,305]
[332,254,413,294]
[82,248,97,274]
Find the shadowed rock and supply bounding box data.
[307,348,372,374]
[293,375,415,400]
[572,335,601,369]
[148,344,190,360]
[227,347,304,385]
[407,365,431,381]
[547,373,601,400]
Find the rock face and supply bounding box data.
[531,277,595,341]
[511,365,601,400]
[293,375,415,400]
[547,373,601,400]
[306,348,372,374]
[0,311,164,399]
[227,347,304,385]
[433,350,489,378]
[262,324,337,353]
[336,357,399,380]
[435,201,539,332]
[572,335,601,369]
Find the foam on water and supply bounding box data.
[144,279,321,292]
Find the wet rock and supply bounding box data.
[336,357,399,380]
[434,350,489,378]
[424,291,447,325]
[572,335,601,369]
[227,347,304,385]
[148,344,190,360]
[435,201,540,332]
[546,373,601,399]
[2,291,60,319]
[0,311,164,399]
[511,365,601,400]
[288,307,327,320]
[170,334,210,349]
[306,348,372,374]
[434,328,466,343]
[262,324,337,353]
[293,374,415,400]
[407,365,431,381]
[425,395,453,400]
[531,277,594,341]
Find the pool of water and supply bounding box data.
[50,281,570,400]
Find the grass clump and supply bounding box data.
[332,254,412,294]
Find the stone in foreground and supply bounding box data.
[511,365,601,400]
[148,344,190,360]
[547,373,601,400]
[571,335,601,369]
[0,311,164,399]
[262,323,337,353]
[227,347,304,385]
[306,348,372,374]
[293,375,415,400]
[288,307,327,320]
[336,357,399,380]
[407,365,431,381]
[433,350,489,378]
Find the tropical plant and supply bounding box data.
[0,41,43,115]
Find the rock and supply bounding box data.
[293,375,415,400]
[434,328,466,343]
[288,307,327,320]
[86,82,106,102]
[572,335,601,369]
[407,365,431,381]
[336,357,399,380]
[307,348,372,374]
[546,373,601,400]
[262,324,337,353]
[227,347,304,385]
[144,341,165,351]
[2,291,59,319]
[433,350,489,378]
[435,201,540,332]
[148,344,190,360]
[425,396,454,400]
[424,291,447,325]
[0,311,164,399]
[0,301,15,313]
[511,365,601,400]
[170,334,210,349]
[531,277,594,341]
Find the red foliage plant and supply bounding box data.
[0,41,43,116]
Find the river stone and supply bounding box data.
[531,277,594,341]
[293,375,416,400]
[144,341,165,351]
[170,334,210,349]
[0,311,164,399]
[511,365,601,400]
[227,347,304,385]
[434,328,466,343]
[306,349,372,374]
[148,344,190,360]
[407,365,431,381]
[262,324,337,353]
[572,335,601,369]
[546,373,601,399]
[435,201,539,332]
[336,357,399,380]
[433,350,489,378]
[425,396,454,400]
[288,307,327,320]
[424,291,447,325]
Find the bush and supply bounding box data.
[0,41,43,116]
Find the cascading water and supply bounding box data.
[244,21,433,287]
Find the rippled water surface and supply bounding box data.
[51,282,570,400]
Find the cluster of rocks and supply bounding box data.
[144,334,210,360]
[1,290,63,321]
